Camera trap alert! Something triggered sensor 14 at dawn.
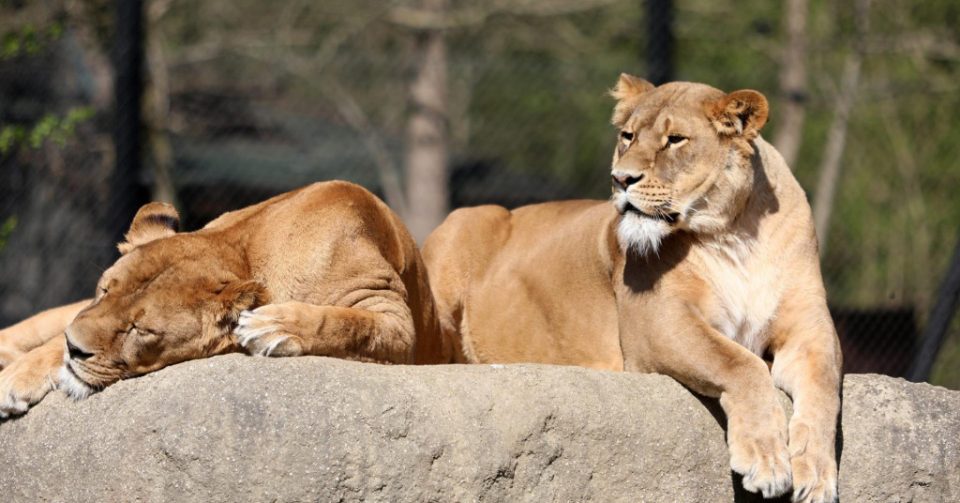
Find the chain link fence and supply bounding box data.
[1,0,958,386]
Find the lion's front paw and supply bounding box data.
[789,423,838,503]
[0,354,57,419]
[729,426,792,498]
[235,305,305,357]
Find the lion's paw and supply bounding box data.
[235,306,305,357]
[789,423,838,503]
[0,356,56,419]
[729,428,792,498]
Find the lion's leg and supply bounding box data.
[234,300,415,364]
[0,335,65,418]
[422,205,513,364]
[623,304,792,498]
[770,298,842,503]
[0,300,90,369]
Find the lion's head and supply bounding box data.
[59,203,267,398]
[608,74,769,255]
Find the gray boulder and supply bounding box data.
[0,355,957,502]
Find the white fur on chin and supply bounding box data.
[58,364,96,400]
[617,212,671,256]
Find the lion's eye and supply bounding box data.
[620,131,634,142]
[129,325,152,338]
[667,134,687,145]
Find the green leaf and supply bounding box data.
[0,107,95,154]
[0,125,25,155]
[0,215,16,251]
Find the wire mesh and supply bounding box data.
[1,0,958,385]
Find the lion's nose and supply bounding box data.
[612,172,644,190]
[65,337,94,361]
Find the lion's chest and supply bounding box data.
[694,243,782,356]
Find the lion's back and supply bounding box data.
[423,200,623,368]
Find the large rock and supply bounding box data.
[0,355,957,502]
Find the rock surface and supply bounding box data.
[0,355,957,502]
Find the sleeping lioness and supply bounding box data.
[423,76,841,502]
[0,181,449,415]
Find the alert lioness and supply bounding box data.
[0,181,448,416]
[423,76,841,502]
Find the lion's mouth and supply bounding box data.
[623,203,680,225]
[59,361,106,400]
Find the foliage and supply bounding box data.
[0,107,95,155]
[0,21,63,59]
[0,216,14,251]
[0,1,98,265]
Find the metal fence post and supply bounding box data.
[110,0,145,243]
[646,0,674,85]
[908,235,960,382]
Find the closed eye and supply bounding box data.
[667,134,687,146]
[128,325,151,338]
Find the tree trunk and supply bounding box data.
[813,0,870,255]
[403,0,450,243]
[144,19,178,206]
[773,0,808,167]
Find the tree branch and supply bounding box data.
[387,0,623,30]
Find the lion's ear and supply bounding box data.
[216,280,269,325]
[609,73,654,101]
[118,202,180,254]
[610,73,654,127]
[706,89,769,139]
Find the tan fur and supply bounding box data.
[423,77,841,503]
[0,300,89,369]
[0,181,449,417]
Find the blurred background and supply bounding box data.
[1,0,958,387]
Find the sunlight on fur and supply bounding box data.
[58,364,95,400]
[617,211,670,256]
[423,76,842,503]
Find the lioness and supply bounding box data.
[423,76,841,502]
[0,181,449,416]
